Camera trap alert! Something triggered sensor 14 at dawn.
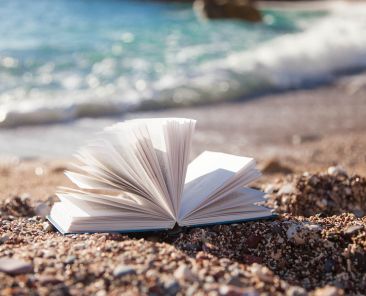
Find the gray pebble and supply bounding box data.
[0,257,33,275]
[113,265,136,278]
[344,225,363,235]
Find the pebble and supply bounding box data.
[264,184,275,194]
[39,275,63,285]
[286,286,307,296]
[35,203,51,218]
[313,285,342,296]
[174,265,196,281]
[0,235,9,244]
[64,255,76,264]
[286,223,305,245]
[42,221,53,232]
[0,257,33,275]
[278,184,295,195]
[163,279,180,295]
[327,165,347,176]
[344,224,363,235]
[246,235,262,248]
[219,285,259,296]
[113,265,136,278]
[248,264,273,283]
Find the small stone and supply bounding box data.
[246,235,262,249]
[304,223,322,232]
[286,286,307,296]
[0,235,9,244]
[64,255,76,264]
[327,166,347,176]
[324,258,335,273]
[264,184,275,194]
[39,275,63,285]
[243,254,263,265]
[344,225,363,236]
[248,263,273,283]
[286,223,305,245]
[42,221,53,232]
[34,167,44,176]
[174,265,196,281]
[220,285,259,296]
[113,265,136,278]
[313,285,342,296]
[73,243,86,250]
[42,250,56,259]
[35,203,51,218]
[163,279,180,295]
[278,184,296,195]
[262,159,293,175]
[352,209,365,218]
[0,257,33,275]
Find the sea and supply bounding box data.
[0,0,366,156]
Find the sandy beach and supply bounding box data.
[1,75,366,295]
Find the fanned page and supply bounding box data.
[178,151,273,226]
[48,117,273,234]
[49,118,196,233]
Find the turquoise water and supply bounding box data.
[1,0,365,126]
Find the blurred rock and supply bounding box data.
[262,159,293,175]
[312,285,343,296]
[113,265,136,278]
[0,257,33,275]
[327,165,347,177]
[194,0,262,22]
[174,265,196,281]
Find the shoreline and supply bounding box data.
[1,74,366,171]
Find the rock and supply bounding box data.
[163,278,180,295]
[278,184,296,195]
[42,250,56,259]
[39,275,63,285]
[262,159,293,175]
[286,223,305,245]
[35,203,51,218]
[194,0,262,23]
[344,224,363,236]
[327,165,347,176]
[243,254,263,265]
[264,184,275,194]
[286,286,307,296]
[64,255,76,264]
[246,235,262,248]
[42,221,53,232]
[248,264,273,283]
[0,235,9,244]
[0,257,33,275]
[312,285,343,296]
[219,285,259,296]
[113,265,136,278]
[174,265,196,281]
[324,258,335,273]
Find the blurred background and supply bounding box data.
[0,0,365,174]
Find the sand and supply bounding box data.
[1,76,366,295]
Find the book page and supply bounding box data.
[62,118,196,223]
[179,151,256,220]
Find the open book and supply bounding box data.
[48,118,274,234]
